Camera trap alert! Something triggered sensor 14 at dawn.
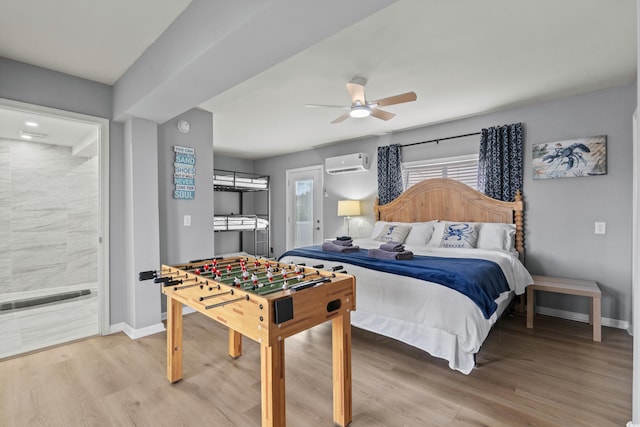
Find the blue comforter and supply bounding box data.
[279,246,510,319]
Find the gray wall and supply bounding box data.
[256,83,636,323]
[0,57,112,119]
[158,109,215,265]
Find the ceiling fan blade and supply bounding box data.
[331,112,351,124]
[370,108,395,121]
[305,104,350,109]
[372,91,417,107]
[346,82,366,105]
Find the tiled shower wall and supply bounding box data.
[0,139,98,297]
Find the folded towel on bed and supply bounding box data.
[368,248,414,260]
[322,241,360,253]
[332,239,353,246]
[379,241,405,252]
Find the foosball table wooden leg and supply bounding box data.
[167,297,183,383]
[332,311,353,427]
[228,328,242,358]
[261,339,286,427]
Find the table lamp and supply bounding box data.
[337,200,361,237]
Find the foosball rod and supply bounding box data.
[200,289,234,301]
[250,271,322,292]
[253,272,336,295]
[258,276,332,296]
[210,271,319,294]
[205,294,249,310]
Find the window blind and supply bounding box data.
[402,155,479,190]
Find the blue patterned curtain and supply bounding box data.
[477,123,524,202]
[377,144,403,205]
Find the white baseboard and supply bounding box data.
[536,306,629,331]
[626,422,639,427]
[108,321,165,339]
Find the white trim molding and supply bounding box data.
[109,322,166,339]
[535,306,629,331]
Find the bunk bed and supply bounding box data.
[213,169,270,257]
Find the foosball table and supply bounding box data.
[139,256,356,427]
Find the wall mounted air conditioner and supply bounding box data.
[325,153,370,175]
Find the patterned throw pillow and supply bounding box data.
[439,222,479,248]
[375,224,412,243]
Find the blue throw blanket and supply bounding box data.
[279,246,510,319]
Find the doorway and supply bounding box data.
[286,165,323,250]
[0,99,109,358]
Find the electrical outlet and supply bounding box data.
[594,221,606,235]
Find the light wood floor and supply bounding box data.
[0,312,631,427]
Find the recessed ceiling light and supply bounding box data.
[25,121,39,127]
[18,130,48,139]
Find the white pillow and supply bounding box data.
[405,221,437,245]
[427,222,446,247]
[438,222,479,248]
[476,223,516,252]
[370,221,388,239]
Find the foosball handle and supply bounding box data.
[331,265,343,271]
[138,270,157,281]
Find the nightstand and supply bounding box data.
[526,275,601,342]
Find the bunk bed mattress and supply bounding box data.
[214,216,269,231]
[213,174,268,190]
[279,240,532,374]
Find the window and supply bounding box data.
[402,154,479,190]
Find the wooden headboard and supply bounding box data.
[374,178,524,257]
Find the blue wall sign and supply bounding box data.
[173,145,196,200]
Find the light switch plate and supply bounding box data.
[184,215,191,227]
[594,221,606,234]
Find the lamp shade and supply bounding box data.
[337,200,361,217]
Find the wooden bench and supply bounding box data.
[526,275,601,342]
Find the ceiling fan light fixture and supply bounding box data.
[350,106,371,118]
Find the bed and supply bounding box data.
[279,178,532,374]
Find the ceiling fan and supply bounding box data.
[306,76,417,124]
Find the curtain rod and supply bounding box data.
[401,131,481,148]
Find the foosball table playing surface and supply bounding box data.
[139,256,356,427]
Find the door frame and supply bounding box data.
[285,164,323,250]
[0,98,110,336]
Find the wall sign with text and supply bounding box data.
[173,145,196,199]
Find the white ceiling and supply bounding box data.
[0,0,636,159]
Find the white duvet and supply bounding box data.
[279,238,533,374]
